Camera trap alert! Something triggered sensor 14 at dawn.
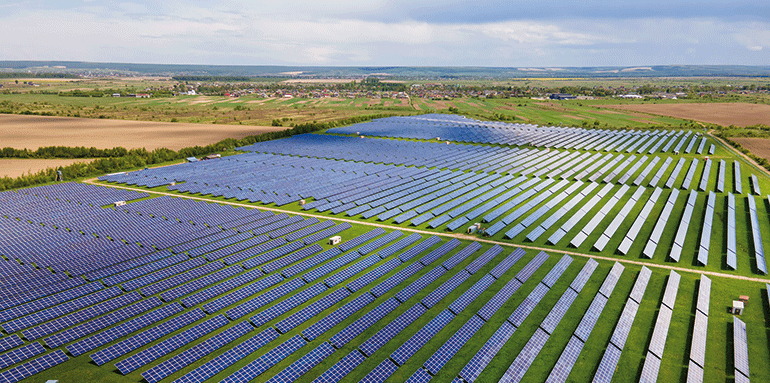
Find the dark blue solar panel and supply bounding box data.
[424,315,485,374]
[275,288,350,333]
[329,297,400,348]
[360,303,426,357]
[91,308,208,366]
[115,313,228,374]
[422,270,471,308]
[459,321,516,382]
[395,266,446,303]
[391,309,454,366]
[361,359,399,383]
[220,335,307,383]
[174,328,280,383]
[303,293,375,341]
[265,342,335,383]
[250,282,327,327]
[313,350,366,383]
[142,320,253,383]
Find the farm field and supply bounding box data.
[0,114,284,150]
[0,158,95,178]
[600,103,770,127]
[730,137,770,162]
[3,113,770,383]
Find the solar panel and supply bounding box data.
[303,292,374,341]
[662,270,681,310]
[265,342,335,383]
[360,303,426,357]
[91,308,208,366]
[574,294,609,343]
[67,302,185,357]
[570,259,599,293]
[649,306,673,359]
[459,321,516,382]
[448,274,495,315]
[174,328,280,383]
[391,309,454,365]
[361,359,399,383]
[546,336,584,383]
[499,328,550,382]
[313,350,366,383]
[540,289,578,335]
[748,195,767,274]
[219,334,307,383]
[115,313,228,374]
[639,351,662,383]
[687,359,704,383]
[0,349,69,383]
[592,344,622,383]
[734,316,749,378]
[329,297,399,348]
[643,189,680,258]
[141,320,253,383]
[424,315,485,374]
[275,288,350,333]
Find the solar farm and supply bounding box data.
[2,114,770,383]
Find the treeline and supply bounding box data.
[0,113,404,191]
[0,146,131,159]
[57,89,173,97]
[173,76,253,82]
[0,72,79,79]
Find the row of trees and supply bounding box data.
[0,146,132,159]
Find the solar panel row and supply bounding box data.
[747,195,768,274]
[640,270,680,382]
[643,189,680,258]
[697,192,716,266]
[669,190,699,262]
[546,263,624,383]
[727,193,738,269]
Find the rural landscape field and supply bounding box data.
[1,61,770,383]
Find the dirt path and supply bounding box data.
[84,178,770,284]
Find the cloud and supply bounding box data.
[0,2,768,67]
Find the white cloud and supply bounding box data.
[0,4,768,66]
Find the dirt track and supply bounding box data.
[0,114,286,150]
[601,102,770,127]
[0,158,95,178]
[86,177,770,284]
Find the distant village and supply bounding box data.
[3,76,769,101]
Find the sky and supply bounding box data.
[0,0,768,67]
